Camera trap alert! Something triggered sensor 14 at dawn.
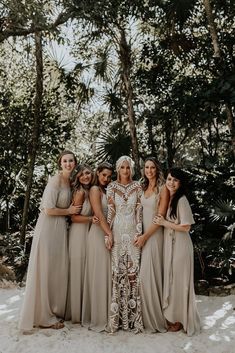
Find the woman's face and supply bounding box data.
[60,154,76,174]
[119,160,131,180]
[97,168,112,187]
[166,173,181,195]
[78,168,92,185]
[144,160,157,180]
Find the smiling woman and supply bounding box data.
[155,168,201,335]
[106,156,143,333]
[65,164,96,324]
[82,162,113,332]
[18,150,79,331]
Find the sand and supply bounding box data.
[0,285,234,353]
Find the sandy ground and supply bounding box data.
[0,285,234,353]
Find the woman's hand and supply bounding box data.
[154,214,166,226]
[92,215,100,224]
[105,234,113,250]
[134,234,146,248]
[68,204,82,215]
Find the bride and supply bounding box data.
[106,155,143,333]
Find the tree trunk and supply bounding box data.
[203,0,221,58]
[147,117,155,155]
[226,103,235,158]
[118,27,140,174]
[20,31,43,245]
[5,198,10,231]
[165,119,175,168]
[203,0,235,158]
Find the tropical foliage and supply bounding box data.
[0,0,234,285]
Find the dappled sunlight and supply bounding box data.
[0,289,21,321]
[7,294,21,304]
[209,332,233,342]
[203,301,234,329]
[183,341,192,350]
[0,289,234,353]
[221,315,235,329]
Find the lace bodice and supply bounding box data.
[107,181,142,236]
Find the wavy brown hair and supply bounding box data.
[142,157,165,192]
[92,162,113,186]
[71,164,93,192]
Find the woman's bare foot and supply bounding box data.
[168,322,182,332]
[40,321,64,330]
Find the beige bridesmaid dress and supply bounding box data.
[82,192,112,331]
[140,192,167,333]
[65,196,91,323]
[19,174,71,330]
[163,195,200,336]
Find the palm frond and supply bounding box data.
[95,127,131,164]
[210,199,235,223]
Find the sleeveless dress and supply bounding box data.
[140,192,166,333]
[106,181,143,333]
[65,196,91,323]
[19,174,71,330]
[82,192,112,331]
[163,196,200,336]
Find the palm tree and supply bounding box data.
[20,31,43,245]
[203,0,235,159]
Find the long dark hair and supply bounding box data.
[92,162,113,187]
[168,168,188,219]
[71,164,93,192]
[142,157,165,192]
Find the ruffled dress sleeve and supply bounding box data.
[177,196,195,225]
[40,175,60,210]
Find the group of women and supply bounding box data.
[18,151,201,336]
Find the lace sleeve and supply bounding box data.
[135,183,143,236]
[107,183,116,228]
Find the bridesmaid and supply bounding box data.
[82,162,113,332]
[19,150,80,331]
[66,164,97,324]
[134,157,169,333]
[155,168,200,336]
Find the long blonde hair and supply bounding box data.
[116,155,135,181]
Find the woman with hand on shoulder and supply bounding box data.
[66,164,98,324]
[19,150,80,331]
[82,162,113,332]
[155,168,200,336]
[134,157,169,333]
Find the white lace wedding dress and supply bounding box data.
[106,181,143,333]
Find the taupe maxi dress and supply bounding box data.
[19,174,71,330]
[163,196,200,336]
[65,196,91,323]
[82,191,112,331]
[140,192,167,333]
